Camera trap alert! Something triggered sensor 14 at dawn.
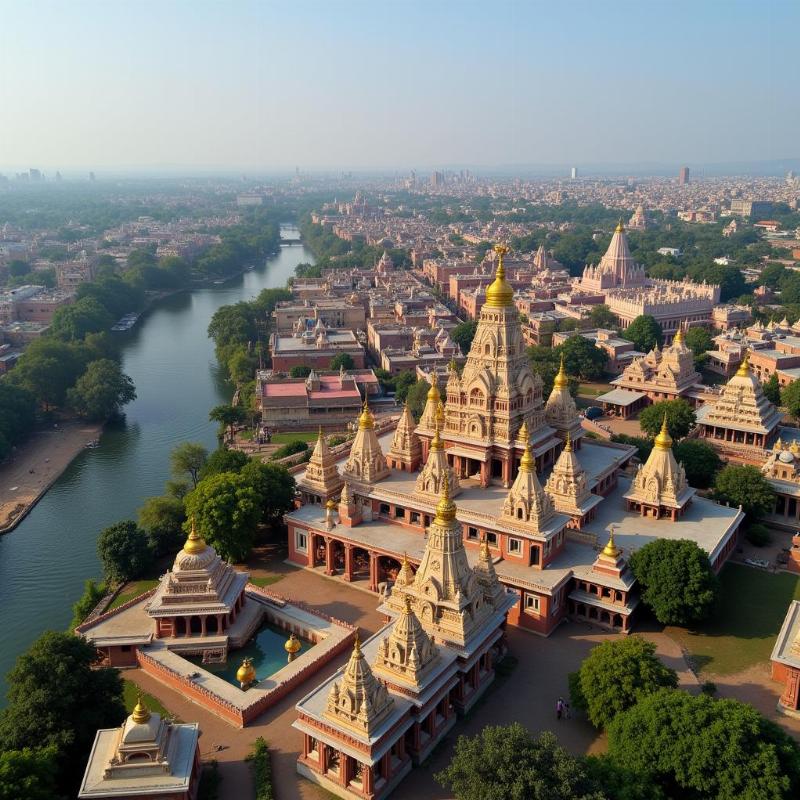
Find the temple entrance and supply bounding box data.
[491,458,503,480]
[175,617,186,637]
[189,616,202,635]
[351,547,370,581]
[207,616,219,634]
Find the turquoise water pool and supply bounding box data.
[187,621,312,686]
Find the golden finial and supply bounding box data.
[564,431,573,452]
[480,530,491,558]
[358,397,373,430]
[519,438,535,473]
[131,694,151,724]
[485,243,514,307]
[602,525,621,558]
[284,632,302,655]
[736,353,751,378]
[236,657,256,687]
[553,354,568,390]
[673,327,684,346]
[183,515,206,555]
[434,471,457,524]
[430,418,443,450]
[403,594,413,614]
[654,412,673,451]
[615,218,625,234]
[353,630,361,654]
[426,373,440,402]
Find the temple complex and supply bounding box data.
[293,480,516,800]
[79,696,200,799]
[695,355,783,461]
[285,248,744,640]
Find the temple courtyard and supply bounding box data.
[119,551,800,800]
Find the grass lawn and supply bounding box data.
[576,381,612,398]
[664,563,800,676]
[249,575,285,588]
[107,579,160,611]
[270,431,320,444]
[123,679,175,719]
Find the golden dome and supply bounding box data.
[485,244,514,308]
[131,694,151,724]
[434,472,457,525]
[182,516,206,556]
[602,526,621,558]
[553,355,568,390]
[236,658,256,686]
[284,633,302,654]
[736,354,750,377]
[654,413,673,451]
[427,376,440,402]
[358,399,374,430]
[615,219,625,234]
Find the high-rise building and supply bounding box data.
[678,166,690,185]
[570,166,578,180]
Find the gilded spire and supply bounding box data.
[736,353,750,377]
[358,397,374,430]
[436,399,445,429]
[430,419,443,450]
[396,552,415,586]
[131,694,151,724]
[519,436,535,473]
[602,526,621,558]
[564,430,572,452]
[434,471,457,525]
[654,413,673,451]
[427,374,440,402]
[615,218,625,233]
[485,243,514,307]
[673,327,684,346]
[183,515,206,555]
[553,354,568,389]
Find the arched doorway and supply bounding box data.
[175,617,186,637]
[189,616,202,635]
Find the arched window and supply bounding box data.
[470,388,483,406]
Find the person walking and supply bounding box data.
[556,697,564,720]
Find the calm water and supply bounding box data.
[0,226,314,701]
[187,622,311,685]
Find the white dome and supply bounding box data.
[779,451,794,463]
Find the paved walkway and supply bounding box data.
[124,561,796,800]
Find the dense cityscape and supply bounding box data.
[3,3,800,800]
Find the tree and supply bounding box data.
[138,494,186,556]
[184,472,262,561]
[9,338,89,409]
[227,347,257,384]
[713,464,776,518]
[0,746,60,800]
[271,439,309,460]
[639,399,696,440]
[559,335,607,380]
[745,523,772,547]
[405,379,433,421]
[451,320,478,355]
[7,259,31,277]
[629,539,719,625]
[435,723,605,800]
[239,460,296,523]
[50,297,113,342]
[763,373,781,404]
[608,689,800,800]
[0,383,36,460]
[209,404,247,441]
[199,447,250,479]
[289,364,313,378]
[673,439,723,488]
[573,637,678,729]
[588,304,617,328]
[69,579,106,629]
[621,315,663,352]
[170,442,208,489]
[684,327,713,361]
[329,352,355,371]
[96,520,153,584]
[67,359,136,420]
[611,433,653,462]
[781,380,800,417]
[0,632,126,794]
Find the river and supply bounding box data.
[0,226,314,700]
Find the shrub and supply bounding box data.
[745,523,771,547]
[246,737,274,800]
[270,440,309,460]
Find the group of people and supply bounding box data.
[556,697,571,720]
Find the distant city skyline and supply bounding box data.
[1,0,798,171]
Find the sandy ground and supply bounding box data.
[124,559,768,800]
[0,420,103,532]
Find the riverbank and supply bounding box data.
[0,419,104,533]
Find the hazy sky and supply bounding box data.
[1,0,798,172]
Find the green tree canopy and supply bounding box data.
[0,746,60,800]
[573,637,678,729]
[684,327,713,361]
[289,364,313,378]
[405,379,433,421]
[621,315,663,352]
[559,335,607,380]
[199,447,250,479]
[138,494,186,557]
[209,403,247,440]
[0,632,126,795]
[184,471,262,561]
[70,578,107,629]
[781,379,800,417]
[763,373,781,404]
[608,689,800,800]
[330,352,355,371]
[588,304,617,329]
[67,358,136,420]
[0,382,36,460]
[451,320,478,355]
[9,338,91,409]
[639,399,696,440]
[713,464,776,518]
[96,520,153,584]
[673,439,723,488]
[50,297,113,342]
[435,723,605,800]
[239,460,296,523]
[7,259,31,277]
[629,539,719,625]
[170,441,208,489]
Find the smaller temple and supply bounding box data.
[544,432,602,527]
[298,428,345,504]
[761,435,800,535]
[414,420,461,500]
[623,415,695,519]
[386,404,422,472]
[544,356,584,445]
[578,220,647,292]
[79,696,201,799]
[342,401,391,486]
[771,600,800,717]
[695,355,783,460]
